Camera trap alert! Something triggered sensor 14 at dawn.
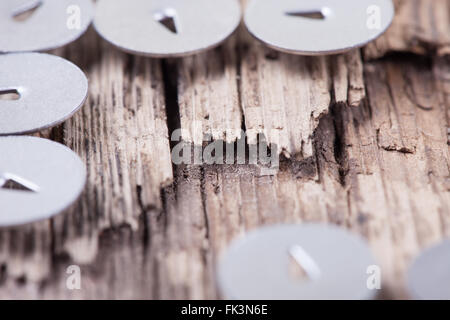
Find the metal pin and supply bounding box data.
[0,0,94,53]
[244,0,395,55]
[93,0,242,58]
[0,52,88,135]
[289,244,322,281]
[407,239,450,300]
[0,136,86,227]
[217,224,377,300]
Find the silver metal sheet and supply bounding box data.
[0,0,94,53]
[94,0,242,58]
[408,239,450,300]
[0,136,86,227]
[217,224,377,300]
[244,0,394,55]
[0,52,88,135]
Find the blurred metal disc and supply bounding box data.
[217,224,377,300]
[0,136,86,227]
[408,239,450,300]
[0,0,94,53]
[244,0,394,55]
[0,52,88,135]
[94,0,241,57]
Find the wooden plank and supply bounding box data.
[0,29,174,285]
[0,1,449,299]
[365,0,450,59]
[177,37,242,145]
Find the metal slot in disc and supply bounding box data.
[0,52,88,135]
[217,224,377,300]
[244,0,394,55]
[0,136,86,227]
[94,0,242,58]
[0,0,94,53]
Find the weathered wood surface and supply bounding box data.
[365,0,450,58]
[0,0,449,299]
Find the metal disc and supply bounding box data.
[217,224,377,300]
[0,136,86,227]
[407,239,450,300]
[0,0,94,53]
[93,0,242,58]
[0,52,88,135]
[244,0,395,55]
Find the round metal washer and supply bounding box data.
[0,52,88,135]
[0,0,94,53]
[244,0,394,55]
[93,0,242,58]
[407,239,450,300]
[0,136,86,227]
[217,224,377,300]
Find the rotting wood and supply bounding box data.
[0,1,449,299]
[364,0,450,59]
[178,0,367,159]
[239,34,366,159]
[177,36,242,145]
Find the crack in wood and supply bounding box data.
[0,0,449,299]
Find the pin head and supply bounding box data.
[0,136,86,227]
[93,0,242,58]
[244,0,395,55]
[0,0,94,53]
[0,52,88,135]
[408,239,450,300]
[217,224,377,300]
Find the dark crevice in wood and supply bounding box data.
[161,59,181,183]
[161,59,181,150]
[0,264,6,286]
[15,276,26,286]
[49,218,58,273]
[136,185,150,250]
[199,167,210,240]
[279,155,317,181]
[235,35,246,134]
[49,124,65,144]
[364,50,435,64]
[312,138,323,184]
[403,58,435,111]
[158,58,182,218]
[331,104,350,187]
[158,187,169,232]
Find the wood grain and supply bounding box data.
[365,0,450,59]
[0,0,449,299]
